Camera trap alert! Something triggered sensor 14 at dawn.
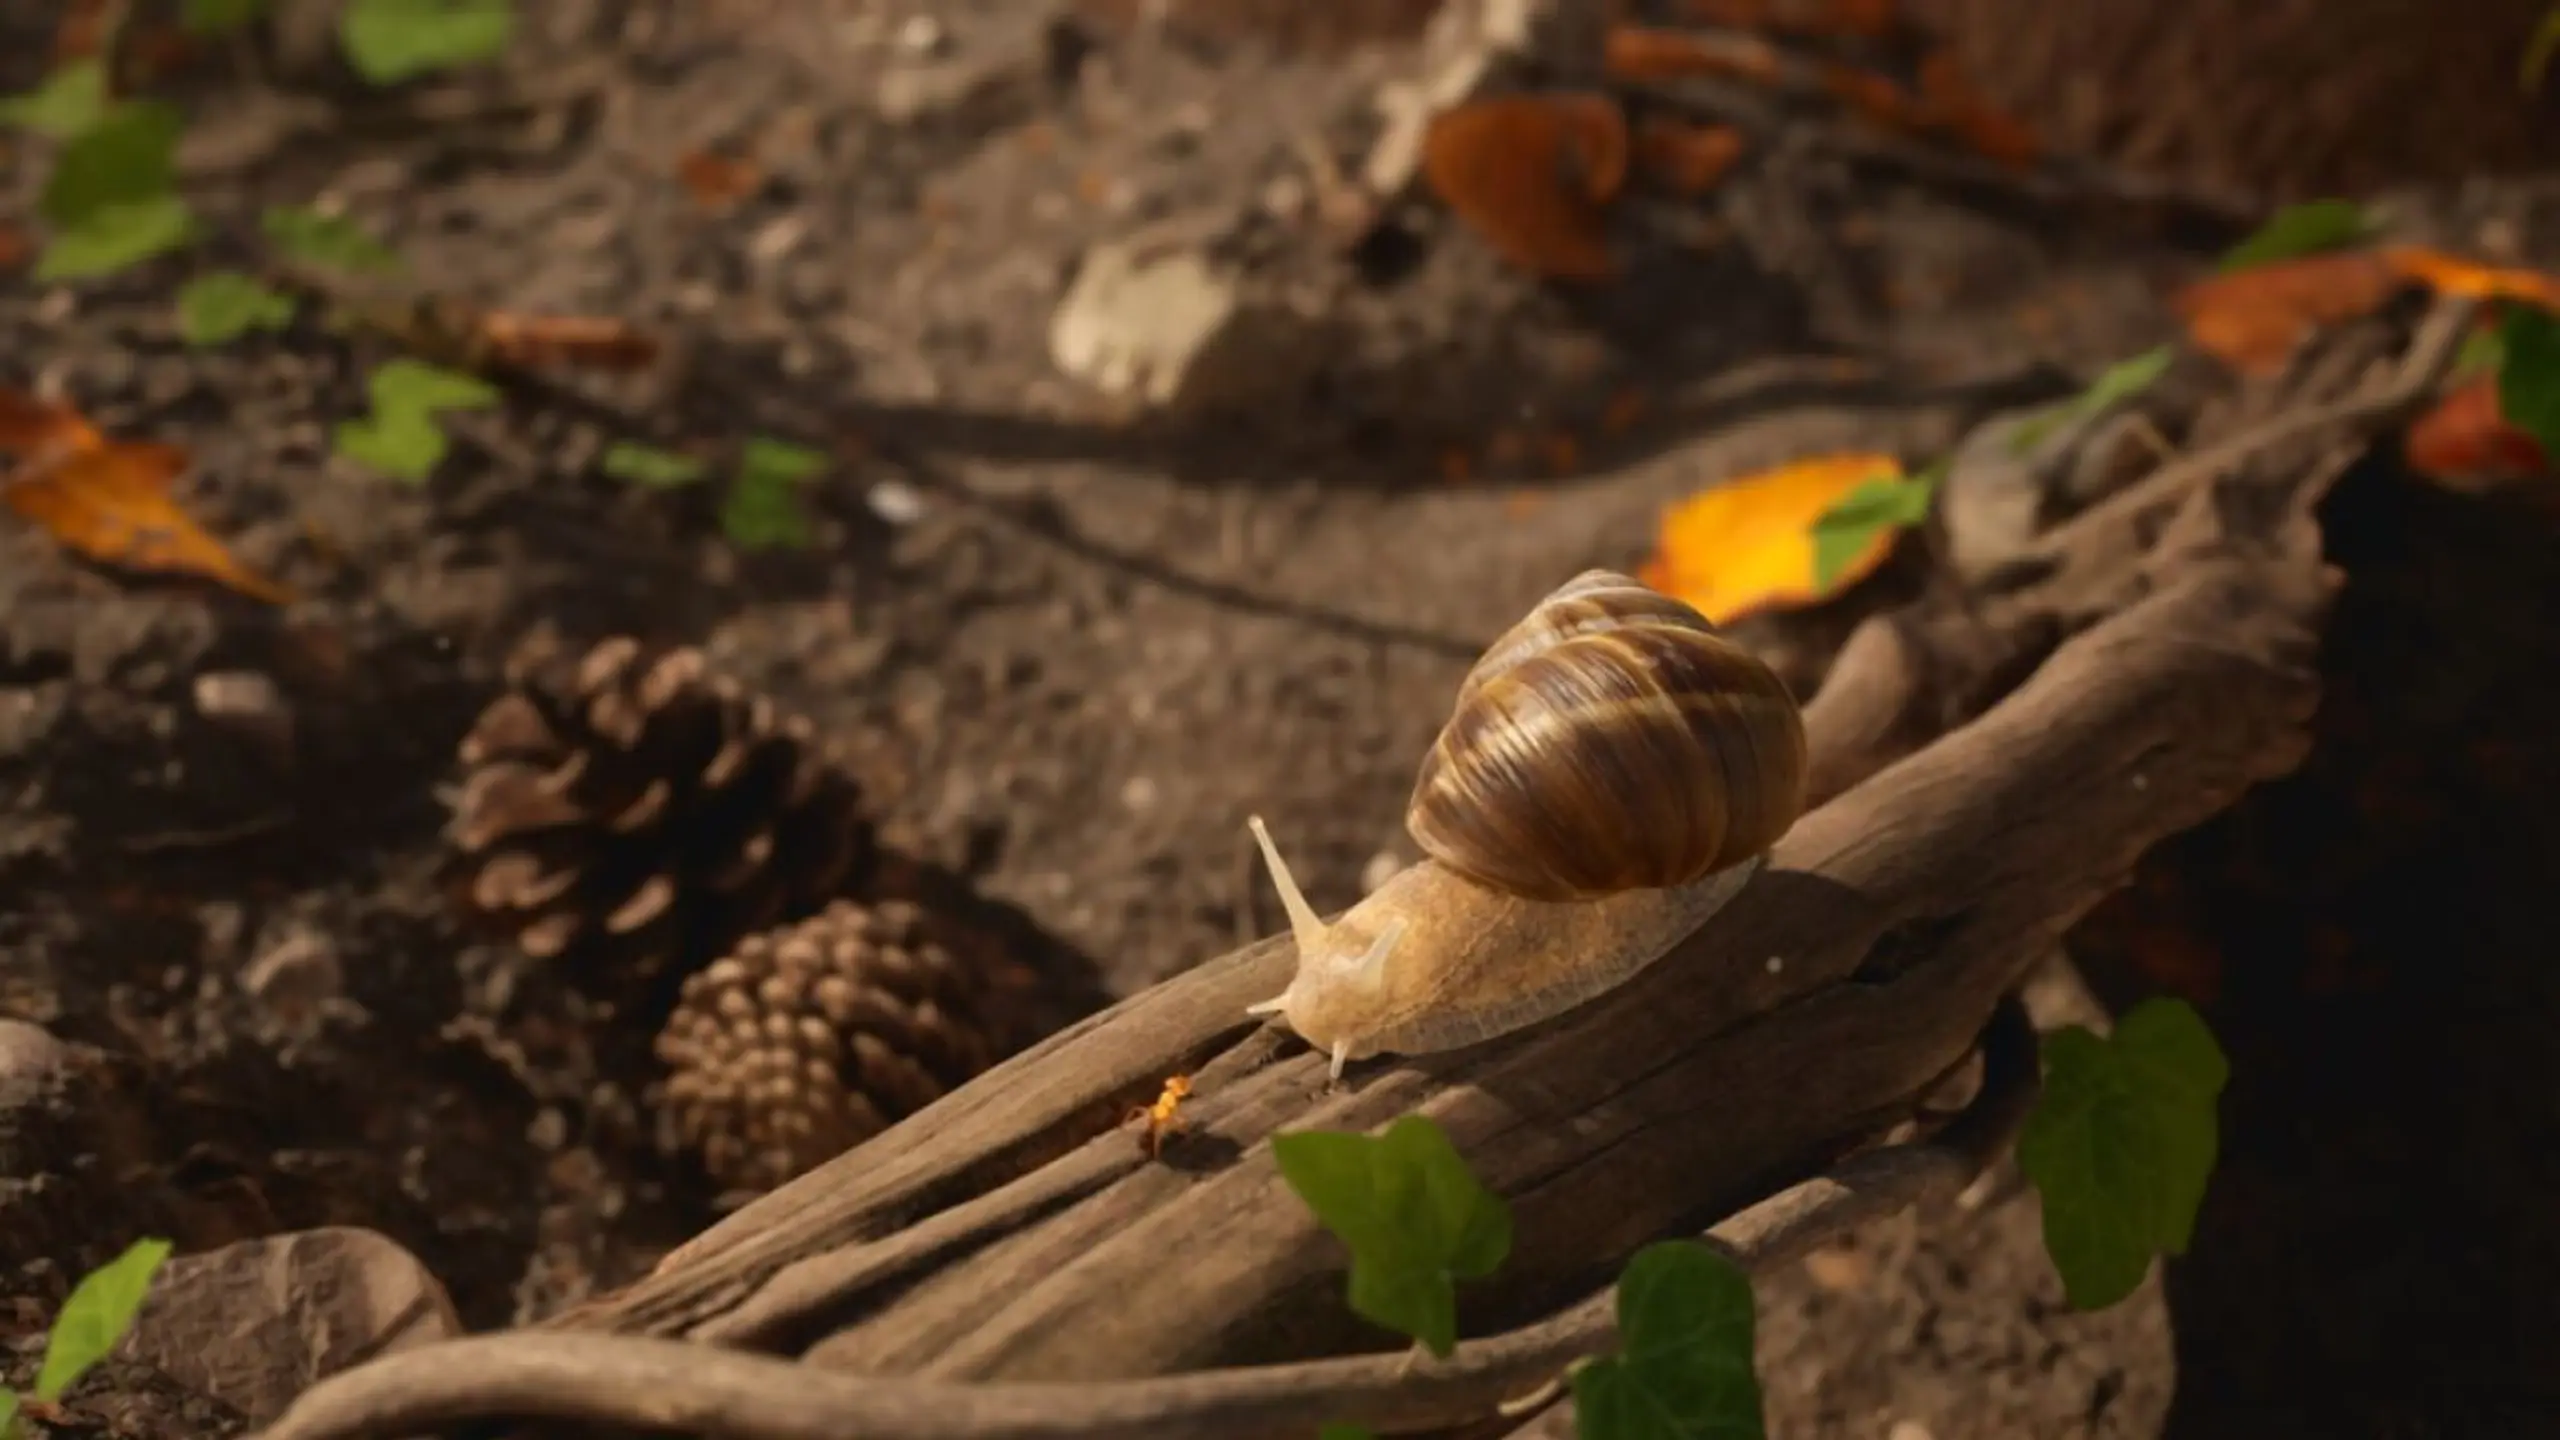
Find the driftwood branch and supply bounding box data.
[249,300,2471,1440]
[252,1001,2035,1440]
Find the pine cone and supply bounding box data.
[651,899,1006,1194]
[442,633,875,1021]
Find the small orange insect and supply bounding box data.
[1125,1074,1193,1159]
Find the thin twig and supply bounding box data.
[253,1001,2034,1440]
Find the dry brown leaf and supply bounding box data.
[2402,376,2552,492]
[2171,250,2407,374]
[1634,117,1747,195]
[676,149,763,209]
[474,312,662,373]
[1420,93,1627,282]
[0,390,293,605]
[1603,25,1784,84]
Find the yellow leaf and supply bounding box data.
[1637,452,1905,623]
[0,388,293,605]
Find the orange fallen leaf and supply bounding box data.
[1604,26,1785,84]
[0,392,292,605]
[1421,94,1627,282]
[474,311,662,373]
[1634,117,1746,196]
[0,226,25,272]
[1636,452,1907,623]
[677,149,763,209]
[2381,245,2560,313]
[2171,249,2407,374]
[2402,376,2552,490]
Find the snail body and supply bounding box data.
[1246,570,1809,1079]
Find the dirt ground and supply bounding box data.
[4,2,2558,1437]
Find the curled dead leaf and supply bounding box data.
[1634,118,1746,196]
[0,390,292,605]
[2171,249,2406,375]
[1421,93,1628,282]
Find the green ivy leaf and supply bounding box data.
[39,101,184,225]
[0,1388,17,1437]
[0,60,109,139]
[177,272,297,346]
[36,1237,173,1402]
[2016,998,2230,1311]
[336,360,501,481]
[1570,1241,1764,1440]
[261,205,404,276]
[340,0,515,84]
[2215,199,2372,274]
[334,410,450,482]
[720,436,826,550]
[184,0,274,34]
[1316,1426,1377,1440]
[601,440,709,489]
[1271,1115,1512,1358]
[36,195,199,281]
[2007,345,2174,457]
[369,357,501,415]
[1806,461,1939,592]
[2494,304,2560,460]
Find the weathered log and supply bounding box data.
[248,301,2470,1440]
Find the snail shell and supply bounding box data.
[1246,570,1809,1078]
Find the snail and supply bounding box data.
[1245,569,1809,1080]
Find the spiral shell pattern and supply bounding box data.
[1406,570,1808,902]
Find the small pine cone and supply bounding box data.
[442,632,875,1019]
[652,899,1004,1194]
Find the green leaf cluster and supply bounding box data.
[334,359,501,482]
[1807,460,1941,590]
[2016,997,2230,1310]
[16,93,196,282]
[0,1237,174,1437]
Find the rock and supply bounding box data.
[119,1228,462,1426]
[192,670,295,765]
[1048,239,1322,413]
